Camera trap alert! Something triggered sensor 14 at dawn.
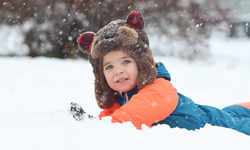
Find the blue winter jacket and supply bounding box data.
[116,62,250,135]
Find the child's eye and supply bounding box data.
[123,60,131,64]
[105,65,113,70]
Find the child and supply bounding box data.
[75,11,250,135]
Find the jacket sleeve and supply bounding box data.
[98,100,120,118]
[110,78,178,129]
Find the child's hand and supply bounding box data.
[69,102,93,121]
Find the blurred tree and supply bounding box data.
[0,0,135,58]
[0,0,232,59]
[133,0,233,59]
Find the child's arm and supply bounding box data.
[109,78,178,129]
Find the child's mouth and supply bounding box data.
[116,78,128,83]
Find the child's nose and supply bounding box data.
[115,69,124,75]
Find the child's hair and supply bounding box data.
[78,11,157,109]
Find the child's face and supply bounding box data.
[103,50,139,92]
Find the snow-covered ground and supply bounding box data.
[1,38,250,150]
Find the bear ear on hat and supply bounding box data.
[126,11,145,30]
[77,32,95,54]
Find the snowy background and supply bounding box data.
[1,36,250,150]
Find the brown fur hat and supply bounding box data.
[77,11,157,109]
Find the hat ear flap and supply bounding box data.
[78,32,95,54]
[94,78,116,109]
[126,11,145,30]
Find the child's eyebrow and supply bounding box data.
[120,56,131,60]
[103,56,131,67]
[103,61,111,67]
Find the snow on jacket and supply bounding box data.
[99,62,250,135]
